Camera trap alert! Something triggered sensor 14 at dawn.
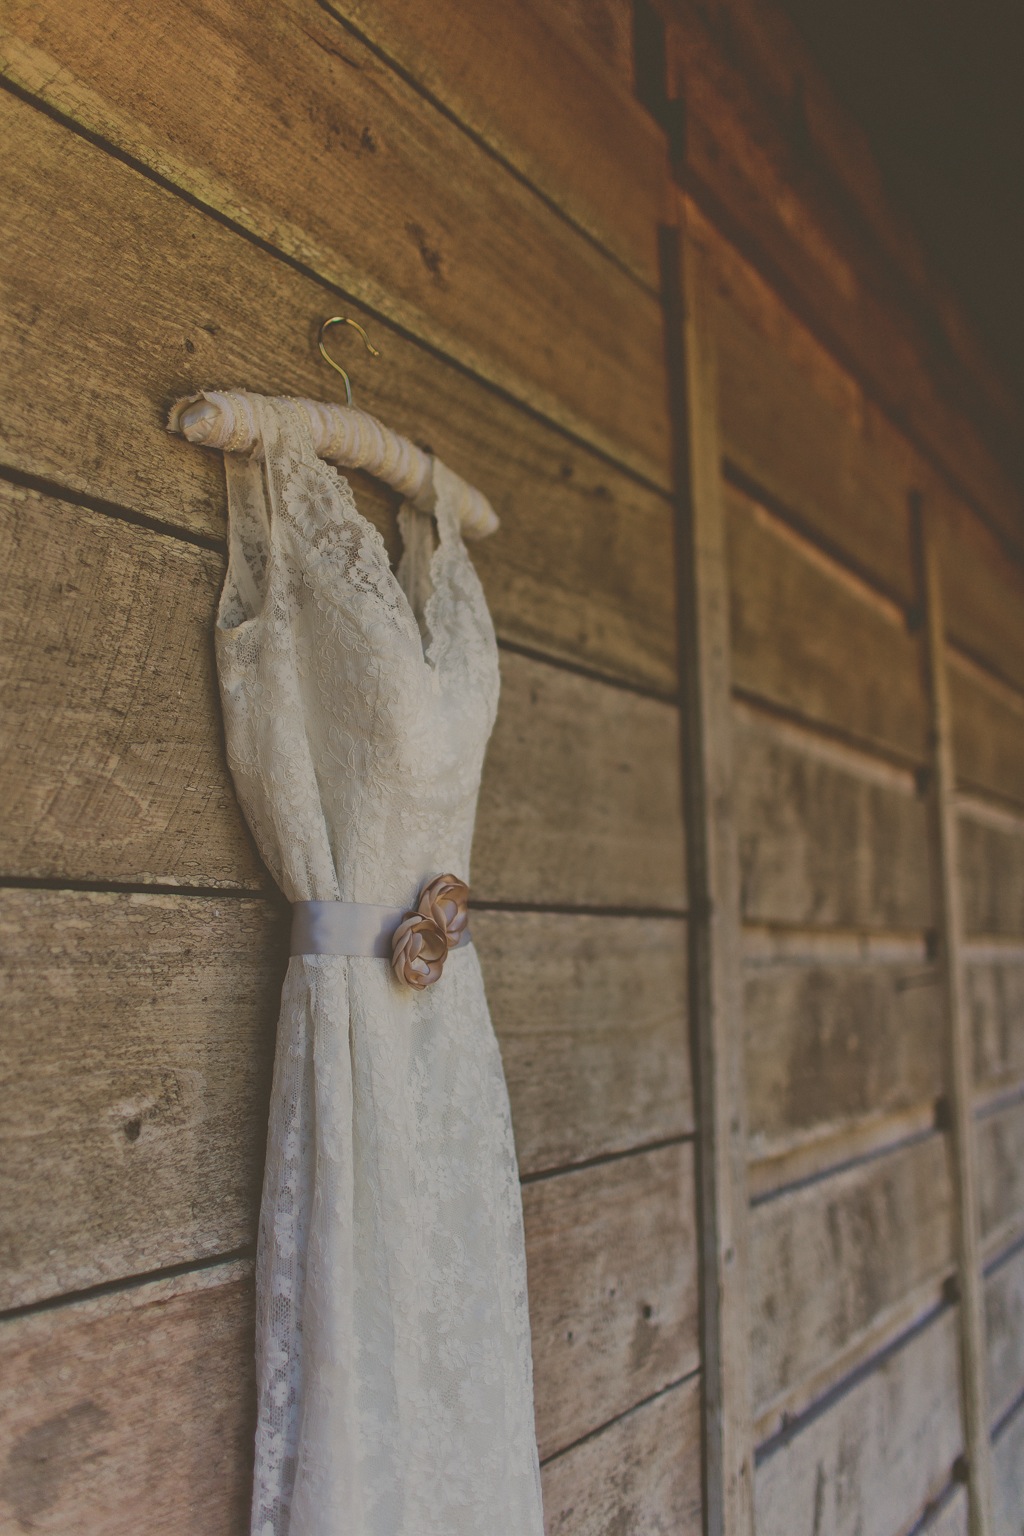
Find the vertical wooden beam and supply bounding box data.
[913,494,996,1536]
[661,212,755,1536]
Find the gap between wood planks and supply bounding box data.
[537,1365,701,1468]
[0,75,667,506]
[0,461,678,709]
[306,0,660,298]
[753,1295,952,1466]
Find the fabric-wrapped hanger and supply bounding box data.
[168,315,499,540]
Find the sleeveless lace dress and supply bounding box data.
[214,395,544,1536]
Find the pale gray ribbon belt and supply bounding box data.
[291,900,473,958]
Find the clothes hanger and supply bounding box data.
[168,316,499,539]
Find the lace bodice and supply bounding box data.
[210,394,543,1536]
[217,393,500,907]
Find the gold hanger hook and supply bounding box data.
[317,315,381,406]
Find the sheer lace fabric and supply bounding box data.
[214,396,544,1536]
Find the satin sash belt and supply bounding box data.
[291,900,473,958]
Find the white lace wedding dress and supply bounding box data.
[214,394,544,1536]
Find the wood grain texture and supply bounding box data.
[0,482,260,890]
[0,1140,699,1524]
[920,1489,971,1536]
[935,493,1024,700]
[754,1308,962,1536]
[715,296,916,602]
[968,958,1024,1094]
[474,660,686,911]
[984,1242,1024,1427]
[733,707,931,931]
[0,1263,256,1536]
[0,890,691,1308]
[977,1100,1024,1249]
[327,0,665,286]
[0,87,678,694]
[541,1378,703,1536]
[0,482,684,903]
[750,1135,954,1417]
[525,1144,699,1460]
[992,1400,1024,1536]
[0,889,281,1309]
[0,0,671,485]
[950,657,1024,812]
[744,959,943,1170]
[667,223,754,1534]
[727,488,928,762]
[670,8,1024,560]
[959,810,1024,940]
[916,501,997,1535]
[475,910,692,1175]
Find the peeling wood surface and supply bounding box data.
[0,0,671,486]
[0,482,685,904]
[749,1135,954,1416]
[525,1144,699,1459]
[754,1309,962,1536]
[0,86,678,694]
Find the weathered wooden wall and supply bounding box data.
[0,1,699,1529]
[1,0,1022,1534]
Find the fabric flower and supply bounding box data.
[391,911,448,989]
[417,874,470,945]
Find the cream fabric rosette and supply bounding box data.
[391,874,470,989]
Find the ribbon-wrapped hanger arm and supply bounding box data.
[167,317,499,540]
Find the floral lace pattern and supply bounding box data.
[214,396,543,1536]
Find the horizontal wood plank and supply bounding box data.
[329,0,665,287]
[744,957,943,1171]
[950,656,1024,812]
[715,296,916,602]
[919,1487,969,1536]
[0,483,685,904]
[0,86,678,693]
[673,16,1024,561]
[753,1308,962,1536]
[935,491,1024,699]
[968,956,1024,1094]
[733,707,931,930]
[977,1099,1024,1248]
[0,891,692,1307]
[525,1145,699,1460]
[0,890,280,1309]
[993,1398,1024,1536]
[476,910,692,1174]
[984,1242,1024,1427]
[0,0,671,485]
[750,1135,954,1417]
[727,488,928,762]
[541,1377,703,1536]
[0,1263,255,1536]
[0,1143,698,1521]
[958,807,1024,939]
